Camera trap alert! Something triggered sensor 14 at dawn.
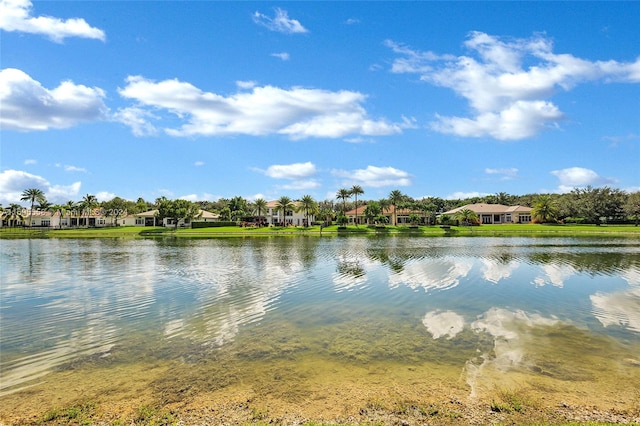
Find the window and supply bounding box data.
[41,220,50,227]
[519,214,531,223]
[505,214,512,223]
[136,218,144,225]
[97,219,106,225]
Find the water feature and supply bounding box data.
[1,236,639,422]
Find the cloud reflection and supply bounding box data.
[389,257,473,292]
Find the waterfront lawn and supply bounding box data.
[1,223,639,238]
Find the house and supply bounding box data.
[125,209,219,227]
[441,203,532,224]
[343,205,424,225]
[1,208,112,228]
[265,201,315,226]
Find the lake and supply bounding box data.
[1,236,639,423]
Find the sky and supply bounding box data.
[1,0,639,206]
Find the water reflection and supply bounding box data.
[1,237,639,398]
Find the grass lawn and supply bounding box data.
[1,223,639,238]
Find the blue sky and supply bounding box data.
[1,1,639,205]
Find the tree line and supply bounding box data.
[3,185,640,228]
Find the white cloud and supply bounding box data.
[332,165,412,188]
[252,8,308,34]
[236,80,257,89]
[550,167,617,192]
[388,32,640,140]
[485,167,519,181]
[96,191,115,202]
[112,107,159,137]
[63,165,87,173]
[262,162,316,180]
[0,169,81,204]
[194,161,205,167]
[23,159,36,165]
[591,287,640,333]
[0,0,105,42]
[277,180,321,191]
[117,75,403,139]
[178,193,219,202]
[345,18,360,25]
[0,68,108,131]
[271,52,290,61]
[445,191,491,200]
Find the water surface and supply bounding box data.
[1,237,639,420]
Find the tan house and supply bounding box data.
[441,203,532,224]
[344,205,423,225]
[124,209,219,227]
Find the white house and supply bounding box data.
[265,201,315,226]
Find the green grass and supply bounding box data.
[2,223,639,239]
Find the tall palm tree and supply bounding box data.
[21,188,46,228]
[65,200,78,227]
[350,185,364,226]
[297,195,318,227]
[275,196,294,227]
[388,190,405,226]
[80,194,98,227]
[336,188,351,215]
[378,198,391,224]
[253,198,268,226]
[532,195,559,223]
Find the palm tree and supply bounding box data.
[275,196,294,227]
[388,190,405,226]
[3,203,25,228]
[455,209,479,227]
[297,195,318,227]
[363,201,381,225]
[532,195,559,223]
[49,204,66,229]
[65,200,78,227]
[253,198,268,226]
[21,188,46,228]
[80,194,98,227]
[350,185,364,226]
[336,188,351,215]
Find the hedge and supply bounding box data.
[191,221,237,228]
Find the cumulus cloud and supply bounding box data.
[0,169,81,204]
[0,68,108,131]
[194,161,204,167]
[332,165,412,188]
[550,167,617,192]
[262,162,316,180]
[96,191,115,202]
[0,0,105,42]
[117,76,403,139]
[388,32,640,140]
[254,162,319,191]
[23,159,36,165]
[252,8,308,34]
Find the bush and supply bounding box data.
[191,221,237,228]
